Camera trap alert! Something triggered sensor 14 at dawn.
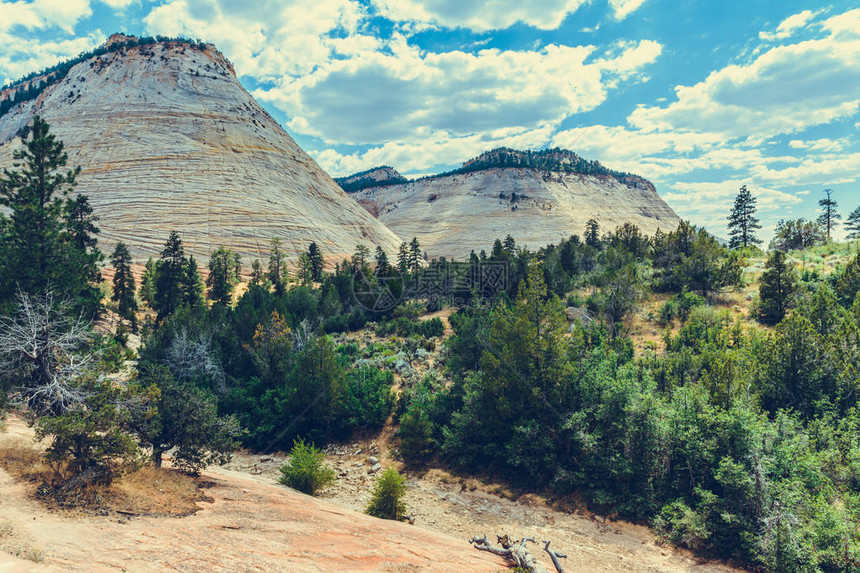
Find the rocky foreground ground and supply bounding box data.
[0,414,743,573]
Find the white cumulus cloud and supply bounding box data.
[0,0,92,33]
[369,0,586,31]
[256,38,661,151]
[0,32,104,85]
[759,9,819,42]
[608,0,649,21]
[629,10,860,140]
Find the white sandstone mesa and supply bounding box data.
[0,34,402,265]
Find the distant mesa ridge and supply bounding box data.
[0,33,403,265]
[335,165,408,193]
[335,147,653,194]
[343,148,681,259]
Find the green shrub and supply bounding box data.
[393,301,424,319]
[278,439,335,495]
[36,376,141,488]
[365,468,407,520]
[653,500,710,551]
[660,291,706,325]
[375,316,444,339]
[338,367,395,432]
[399,408,436,460]
[416,317,444,338]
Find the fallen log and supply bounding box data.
[470,534,567,573]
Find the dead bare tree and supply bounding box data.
[0,290,93,416]
[163,327,226,393]
[290,318,314,351]
[470,534,567,573]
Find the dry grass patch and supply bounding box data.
[0,437,51,482]
[0,520,44,563]
[110,465,212,517]
[0,438,209,516]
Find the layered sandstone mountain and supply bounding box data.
[0,34,402,264]
[344,150,683,259]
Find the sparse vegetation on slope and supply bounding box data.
[0,35,213,119]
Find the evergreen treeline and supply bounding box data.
[452,147,631,179]
[107,217,860,570]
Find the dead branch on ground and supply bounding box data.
[470,533,567,573]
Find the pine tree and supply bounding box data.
[817,189,840,241]
[181,255,205,309]
[268,238,287,295]
[250,259,266,287]
[63,193,103,312]
[140,257,159,308]
[307,242,324,282]
[408,237,421,272]
[207,247,241,306]
[0,115,100,316]
[154,231,186,320]
[0,115,75,296]
[351,244,370,273]
[444,263,569,468]
[374,246,390,276]
[134,363,239,471]
[759,250,797,325]
[727,185,762,249]
[585,219,601,248]
[110,242,137,331]
[64,195,99,252]
[846,206,860,241]
[503,234,516,253]
[365,468,407,521]
[297,251,313,284]
[490,239,505,260]
[397,242,409,274]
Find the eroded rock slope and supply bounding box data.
[0,35,402,264]
[348,154,682,259]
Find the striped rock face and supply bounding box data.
[352,167,683,259]
[0,37,402,266]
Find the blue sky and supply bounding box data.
[1,0,858,241]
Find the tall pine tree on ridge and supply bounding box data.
[727,185,762,249]
[817,189,840,241]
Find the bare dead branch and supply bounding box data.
[0,290,93,415]
[470,534,556,573]
[163,328,226,393]
[543,540,567,573]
